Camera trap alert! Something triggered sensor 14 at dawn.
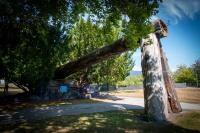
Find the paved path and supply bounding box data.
[0,97,199,125]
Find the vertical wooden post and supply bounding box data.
[141,33,169,121]
[159,44,182,113]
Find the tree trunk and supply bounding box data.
[141,33,169,121]
[12,81,29,92]
[53,38,128,79]
[159,45,182,113]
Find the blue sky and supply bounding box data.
[132,0,200,72]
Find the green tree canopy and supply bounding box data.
[66,18,134,85]
[173,65,196,83]
[192,58,200,86]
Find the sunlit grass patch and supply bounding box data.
[174,111,200,131]
[1,110,199,133]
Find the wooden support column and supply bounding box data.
[141,33,169,121]
[159,44,182,113]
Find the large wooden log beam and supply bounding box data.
[53,38,128,79]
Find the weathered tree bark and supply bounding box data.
[53,38,128,79]
[159,45,182,113]
[141,33,169,121]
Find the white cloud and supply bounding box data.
[163,1,182,19]
[132,65,142,71]
[158,0,200,24]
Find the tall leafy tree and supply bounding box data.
[66,18,134,86]
[173,65,196,83]
[118,75,143,86]
[192,59,200,86]
[0,0,69,95]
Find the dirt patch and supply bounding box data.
[176,88,200,104]
[106,88,200,104]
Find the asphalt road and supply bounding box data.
[0,97,199,125]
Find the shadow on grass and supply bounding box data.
[0,110,199,133]
[0,99,143,125]
[0,98,199,133]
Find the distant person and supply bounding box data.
[4,80,9,95]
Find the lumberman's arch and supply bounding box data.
[53,19,182,121]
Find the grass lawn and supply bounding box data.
[174,111,200,131]
[0,86,199,132]
[0,110,199,133]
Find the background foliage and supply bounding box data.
[173,59,200,86]
[118,75,143,86]
[65,18,134,86]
